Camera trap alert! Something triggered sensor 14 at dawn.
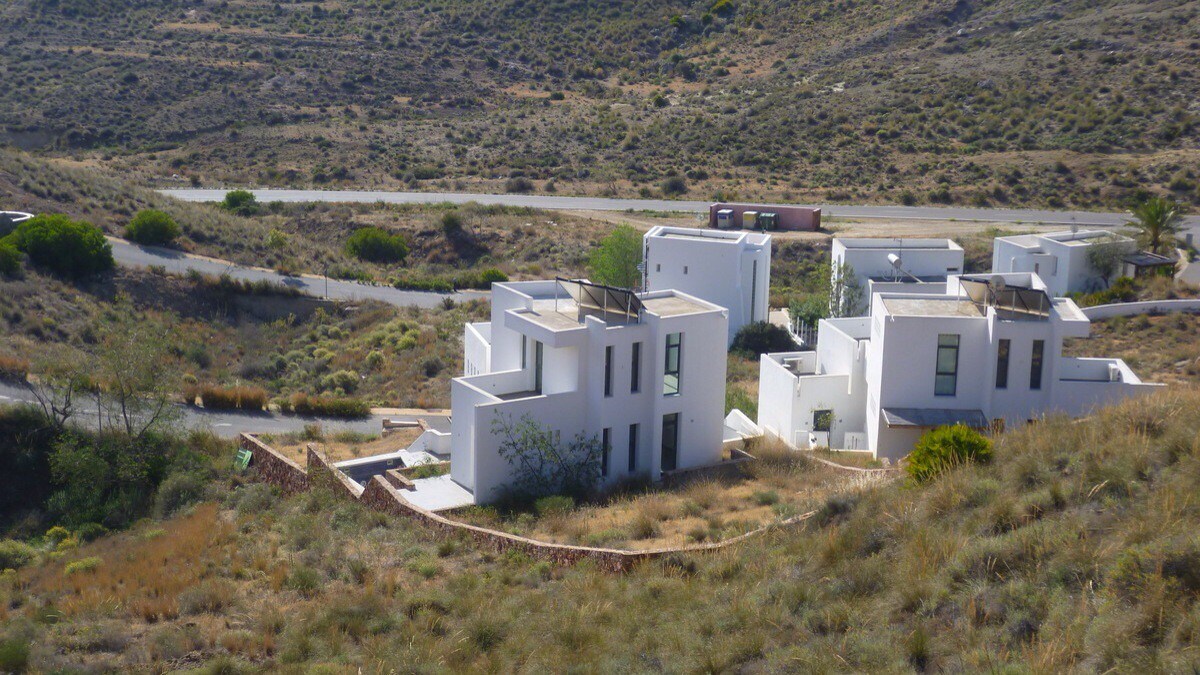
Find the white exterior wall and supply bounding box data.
[992,231,1137,297]
[644,226,771,345]
[463,322,491,376]
[759,280,1161,462]
[452,281,729,504]
[833,239,964,288]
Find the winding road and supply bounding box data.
[159,188,1200,230]
[108,237,479,309]
[0,381,449,439]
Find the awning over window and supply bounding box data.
[882,407,988,429]
[1122,251,1176,268]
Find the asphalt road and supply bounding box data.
[159,188,1200,229]
[109,237,479,309]
[0,381,450,439]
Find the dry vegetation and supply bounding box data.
[0,266,488,409]
[457,439,893,550]
[5,390,1200,671]
[1066,311,1200,385]
[3,0,1198,208]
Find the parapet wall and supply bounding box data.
[240,433,814,573]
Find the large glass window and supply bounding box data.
[604,345,613,397]
[601,427,611,477]
[661,414,679,472]
[663,333,682,395]
[995,339,1011,390]
[1030,339,1045,390]
[934,334,960,396]
[627,424,638,473]
[630,342,642,393]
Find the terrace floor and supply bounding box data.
[405,475,476,512]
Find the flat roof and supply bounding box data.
[836,237,962,251]
[881,297,985,318]
[512,289,715,332]
[641,294,714,317]
[402,475,475,512]
[645,225,769,245]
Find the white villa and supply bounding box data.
[643,226,771,345]
[758,272,1161,461]
[831,238,965,313]
[991,229,1152,297]
[456,279,729,504]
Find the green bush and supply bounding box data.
[154,472,207,518]
[75,522,108,542]
[125,209,182,246]
[64,556,102,575]
[0,638,29,674]
[730,322,798,356]
[906,424,993,483]
[0,242,20,277]
[345,227,408,263]
[196,384,267,410]
[3,214,113,279]
[0,539,36,570]
[221,190,259,216]
[534,495,575,517]
[479,268,508,285]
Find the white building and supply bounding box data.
[992,229,1137,297]
[456,279,729,504]
[643,226,771,345]
[758,273,1161,461]
[831,238,965,314]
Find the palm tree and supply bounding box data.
[1127,196,1183,254]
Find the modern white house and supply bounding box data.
[991,229,1142,297]
[758,272,1161,461]
[643,226,771,345]
[456,279,729,504]
[830,238,965,314]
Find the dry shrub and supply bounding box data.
[0,355,29,381]
[200,384,268,411]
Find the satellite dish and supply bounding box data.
[990,275,1007,292]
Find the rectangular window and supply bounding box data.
[1030,339,1045,390]
[533,341,543,394]
[601,428,611,477]
[655,263,661,272]
[627,424,638,473]
[604,345,613,397]
[661,414,679,472]
[683,265,689,274]
[995,338,1010,390]
[663,333,682,395]
[813,410,833,432]
[934,334,960,397]
[520,335,527,369]
[630,342,642,393]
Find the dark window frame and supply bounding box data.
[664,332,682,396]
[934,333,960,397]
[603,345,613,397]
[630,342,642,393]
[995,338,1011,390]
[661,413,679,472]
[1030,339,1045,390]
[627,423,638,473]
[601,427,611,477]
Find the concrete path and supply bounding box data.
[0,381,450,439]
[108,237,480,309]
[159,188,1200,229]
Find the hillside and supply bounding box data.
[1,0,1197,208]
[4,389,1200,670]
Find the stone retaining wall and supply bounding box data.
[241,433,814,573]
[241,434,308,494]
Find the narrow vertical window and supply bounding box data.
[1030,339,1044,390]
[661,414,679,472]
[604,345,613,397]
[630,342,642,393]
[520,335,527,369]
[995,338,1010,390]
[934,334,959,396]
[627,424,638,473]
[663,332,682,395]
[533,341,543,394]
[601,428,611,477]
